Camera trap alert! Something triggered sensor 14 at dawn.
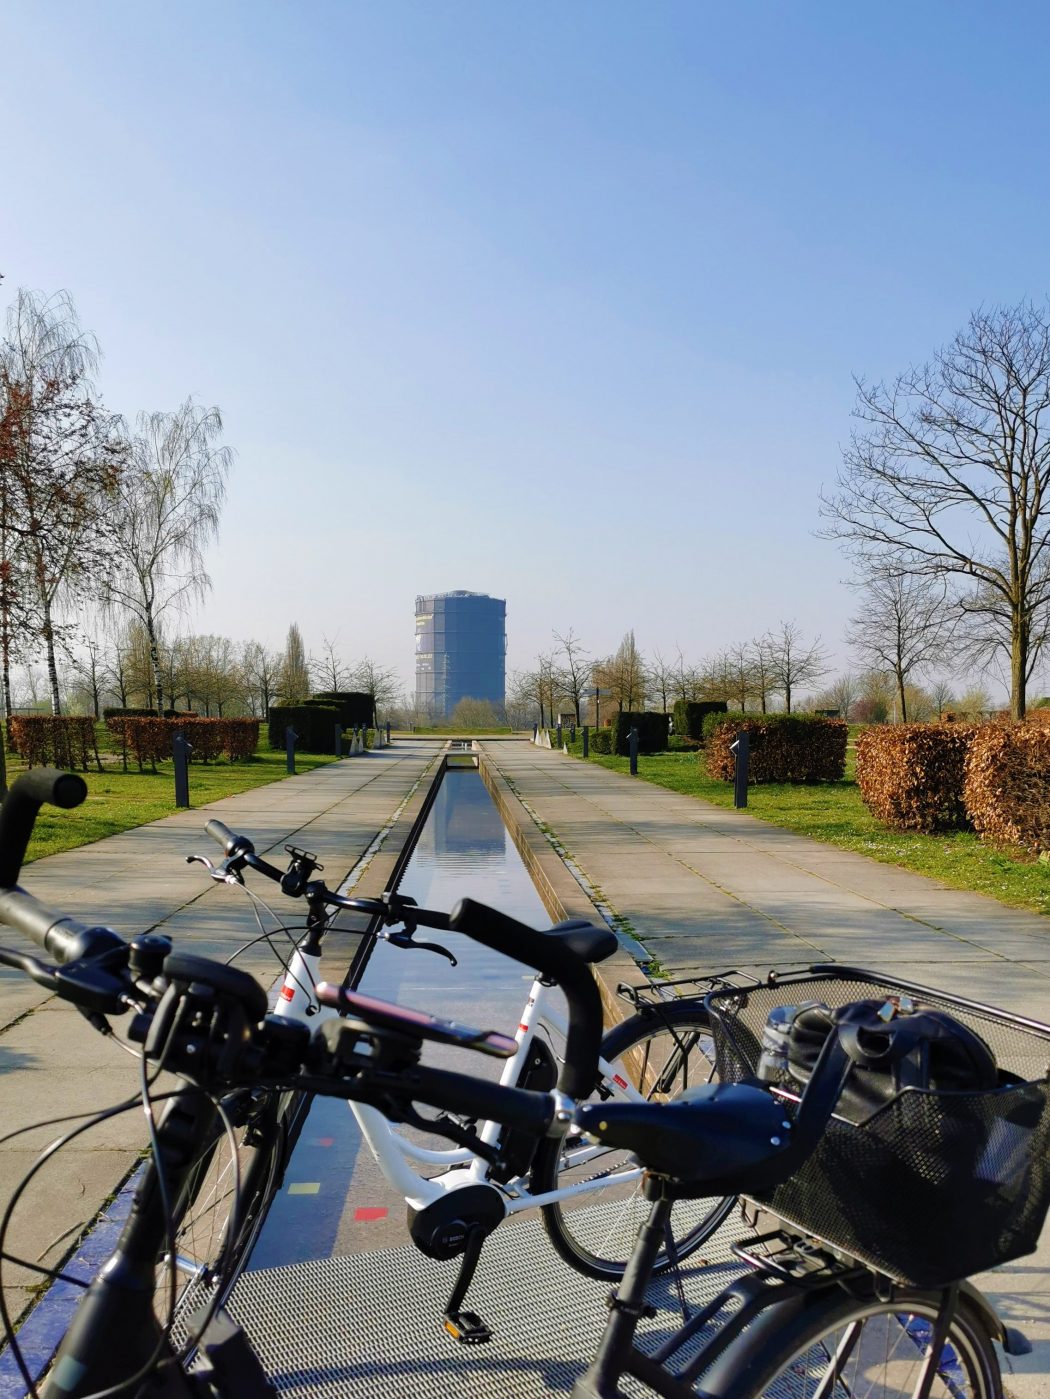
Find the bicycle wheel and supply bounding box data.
[155,1086,292,1342]
[531,1001,736,1279]
[712,1286,1001,1399]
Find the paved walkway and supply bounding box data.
[478,738,1050,1397]
[0,742,442,1327]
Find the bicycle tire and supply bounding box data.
[155,1086,296,1343]
[709,1284,1001,1399]
[531,1001,735,1279]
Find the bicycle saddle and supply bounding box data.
[576,1082,794,1195]
[546,919,619,963]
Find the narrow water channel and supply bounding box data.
[249,766,558,1269]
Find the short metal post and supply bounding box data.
[570,724,576,744]
[286,725,298,774]
[731,730,750,808]
[172,731,192,807]
[532,723,538,742]
[556,721,563,748]
[582,726,589,758]
[386,721,391,744]
[335,724,343,757]
[629,726,639,775]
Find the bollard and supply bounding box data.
[386,721,391,745]
[173,731,192,807]
[532,723,538,742]
[730,730,750,808]
[335,724,343,758]
[556,721,563,749]
[629,725,639,776]
[583,725,589,758]
[286,725,299,774]
[570,724,576,744]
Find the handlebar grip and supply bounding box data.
[448,897,602,1098]
[204,819,254,856]
[404,1064,555,1135]
[0,769,87,888]
[0,887,123,964]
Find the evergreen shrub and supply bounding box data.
[672,699,727,741]
[589,728,612,754]
[611,712,669,756]
[268,705,341,752]
[706,713,847,783]
[855,723,977,832]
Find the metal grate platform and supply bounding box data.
[230,1208,750,1397]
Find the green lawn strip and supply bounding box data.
[564,742,1050,917]
[20,746,340,864]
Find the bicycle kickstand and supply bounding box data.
[442,1224,492,1344]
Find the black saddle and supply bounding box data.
[547,919,619,964]
[576,1083,795,1197]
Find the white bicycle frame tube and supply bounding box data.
[270,944,653,1214]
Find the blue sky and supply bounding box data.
[4,2,1050,698]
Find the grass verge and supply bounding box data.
[19,746,339,864]
[564,741,1050,917]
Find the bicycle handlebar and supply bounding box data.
[0,768,88,887]
[449,898,602,1099]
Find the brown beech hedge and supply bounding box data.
[964,724,1050,853]
[105,717,260,769]
[8,716,101,771]
[706,714,847,784]
[855,724,978,832]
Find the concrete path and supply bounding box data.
[478,738,1050,1397]
[0,741,442,1328]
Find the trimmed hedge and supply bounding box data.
[105,716,260,769]
[611,712,669,756]
[102,707,157,720]
[8,715,100,771]
[706,713,847,784]
[672,699,727,741]
[855,724,977,832]
[589,728,612,754]
[311,691,375,727]
[268,704,342,753]
[964,724,1050,852]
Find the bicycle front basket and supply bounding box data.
[706,966,1050,1287]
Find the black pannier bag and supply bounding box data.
[706,968,1050,1287]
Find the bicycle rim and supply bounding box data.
[533,1002,735,1279]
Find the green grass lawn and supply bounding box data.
[18,745,339,864]
[564,740,1050,917]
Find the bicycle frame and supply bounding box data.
[271,940,650,1215]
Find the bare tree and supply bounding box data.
[749,637,775,714]
[929,675,956,718]
[315,634,349,692]
[646,649,675,714]
[829,672,861,720]
[279,622,310,703]
[0,289,125,713]
[599,631,645,712]
[845,573,954,723]
[764,621,827,713]
[104,398,231,714]
[505,669,539,728]
[241,640,280,718]
[821,301,1050,719]
[553,628,591,724]
[351,656,401,721]
[728,643,754,712]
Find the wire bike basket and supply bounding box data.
[706,965,1050,1287]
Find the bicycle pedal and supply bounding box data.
[443,1310,492,1344]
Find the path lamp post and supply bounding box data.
[730,730,750,808]
[334,724,343,758]
[582,726,589,758]
[173,731,192,808]
[629,726,639,776]
[285,726,299,775]
[386,721,392,745]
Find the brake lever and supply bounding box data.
[186,854,244,885]
[384,931,458,967]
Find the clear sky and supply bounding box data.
[4,1,1050,700]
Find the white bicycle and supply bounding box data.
[185,818,734,1342]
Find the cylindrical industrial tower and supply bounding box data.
[414,591,506,719]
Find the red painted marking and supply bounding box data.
[279,984,295,1001]
[354,1207,389,1222]
[316,1137,335,1147]
[613,1074,628,1090]
[519,1023,529,1033]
